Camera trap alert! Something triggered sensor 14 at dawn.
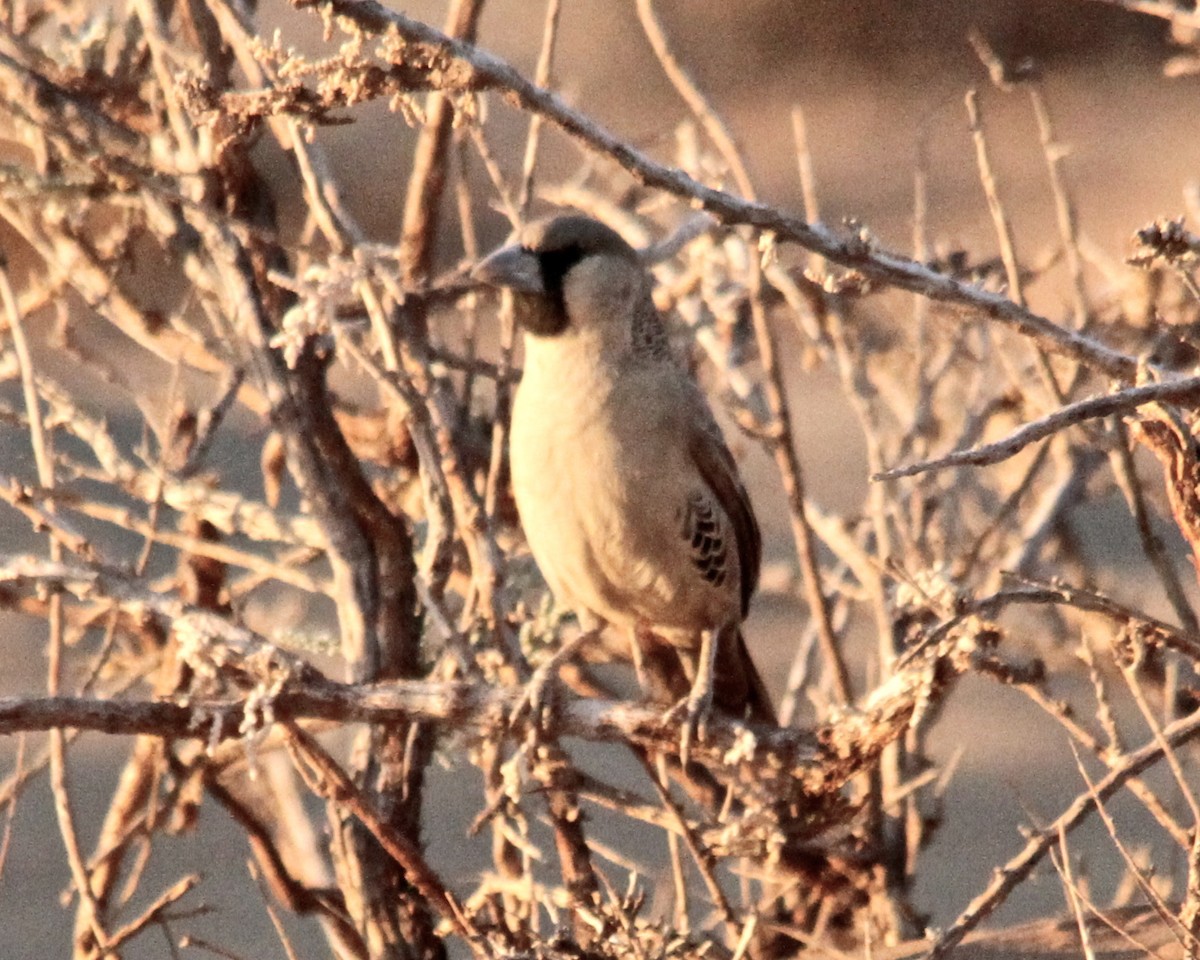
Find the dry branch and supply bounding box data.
[876,375,1200,480]
[264,0,1141,381]
[4,0,1200,955]
[926,707,1200,958]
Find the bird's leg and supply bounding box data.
[633,625,694,706]
[665,624,722,768]
[510,626,599,733]
[629,625,649,693]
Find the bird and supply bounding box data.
[472,213,774,757]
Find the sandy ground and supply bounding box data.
[2,0,1199,955]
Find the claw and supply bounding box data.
[664,686,712,768]
[509,661,555,731]
[508,629,596,734]
[665,625,722,767]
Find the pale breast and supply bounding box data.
[510,355,618,619]
[510,349,743,640]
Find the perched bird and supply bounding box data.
[473,214,774,751]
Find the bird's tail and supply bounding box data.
[738,630,777,725]
[714,629,777,726]
[634,626,777,726]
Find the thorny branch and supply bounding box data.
[4,0,1200,957]
[298,0,1141,378]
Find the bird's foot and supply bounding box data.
[509,630,594,734]
[663,626,722,767]
[662,681,713,769]
[510,661,557,733]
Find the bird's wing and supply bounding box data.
[687,417,761,617]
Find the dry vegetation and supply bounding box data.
[2,0,1200,958]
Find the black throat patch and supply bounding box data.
[521,242,585,337]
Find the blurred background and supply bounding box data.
[2,0,1198,955]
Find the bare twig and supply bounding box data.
[876,375,1200,480]
[925,707,1200,958]
[295,0,1143,380]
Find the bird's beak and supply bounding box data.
[471,243,545,295]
